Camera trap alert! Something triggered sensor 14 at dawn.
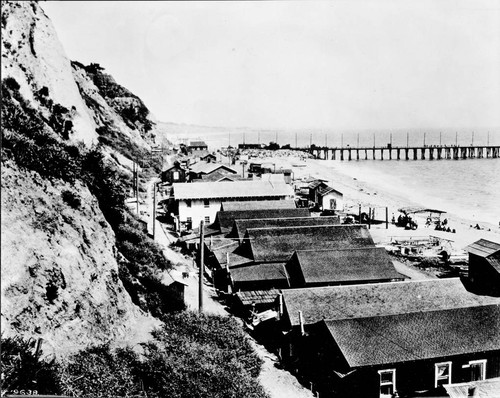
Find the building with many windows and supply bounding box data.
[170,180,294,231]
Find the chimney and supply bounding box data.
[299,310,305,336]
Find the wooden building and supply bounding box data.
[238,224,376,263]
[284,247,404,288]
[278,279,500,398]
[161,162,186,184]
[171,180,294,232]
[188,162,238,181]
[188,140,208,151]
[228,216,339,244]
[466,239,500,296]
[213,208,310,233]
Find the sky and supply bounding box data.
[41,0,500,131]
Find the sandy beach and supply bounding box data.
[237,149,500,250]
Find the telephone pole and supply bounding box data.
[199,220,205,313]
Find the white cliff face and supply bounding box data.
[1,1,98,145]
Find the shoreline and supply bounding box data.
[235,149,500,250]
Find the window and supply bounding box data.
[186,217,192,229]
[204,199,210,208]
[204,216,210,224]
[468,360,486,381]
[186,200,192,208]
[173,171,180,180]
[435,362,452,388]
[378,369,396,397]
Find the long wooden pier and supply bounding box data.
[295,145,500,161]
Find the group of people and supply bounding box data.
[431,218,456,233]
[393,214,418,230]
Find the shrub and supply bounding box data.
[61,190,81,209]
[0,335,61,394]
[58,344,142,398]
[3,76,20,91]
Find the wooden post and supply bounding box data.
[199,220,205,313]
[358,204,361,224]
[153,182,157,239]
[385,207,389,229]
[368,207,371,229]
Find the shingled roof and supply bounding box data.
[230,263,288,285]
[240,224,375,262]
[282,278,500,327]
[323,304,500,367]
[287,247,403,286]
[235,290,280,306]
[465,239,500,257]
[229,216,339,243]
[221,200,297,212]
[215,208,309,232]
[172,180,294,201]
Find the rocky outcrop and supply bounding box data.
[1,161,160,356]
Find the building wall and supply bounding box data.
[469,254,500,295]
[281,321,500,398]
[321,192,344,211]
[178,198,221,229]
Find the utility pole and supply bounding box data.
[199,220,205,313]
[373,133,376,147]
[152,182,157,240]
[135,161,139,215]
[423,132,426,147]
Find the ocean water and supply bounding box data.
[175,127,500,225]
[328,158,500,225]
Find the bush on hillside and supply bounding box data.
[58,344,142,398]
[0,336,61,394]
[139,312,267,398]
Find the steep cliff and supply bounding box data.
[1,0,164,356]
[1,160,160,355]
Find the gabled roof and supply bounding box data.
[162,163,185,172]
[466,239,500,258]
[172,180,294,201]
[221,200,297,212]
[189,162,237,175]
[290,247,403,285]
[241,225,375,263]
[229,216,339,243]
[317,186,343,197]
[230,263,288,285]
[215,208,309,232]
[235,290,280,306]
[323,304,500,367]
[282,278,500,327]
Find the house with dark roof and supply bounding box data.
[161,162,187,184]
[238,224,375,263]
[214,208,309,233]
[277,279,500,398]
[228,216,339,244]
[306,305,500,397]
[465,239,500,296]
[188,162,238,181]
[188,140,208,151]
[220,199,297,212]
[285,247,404,288]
